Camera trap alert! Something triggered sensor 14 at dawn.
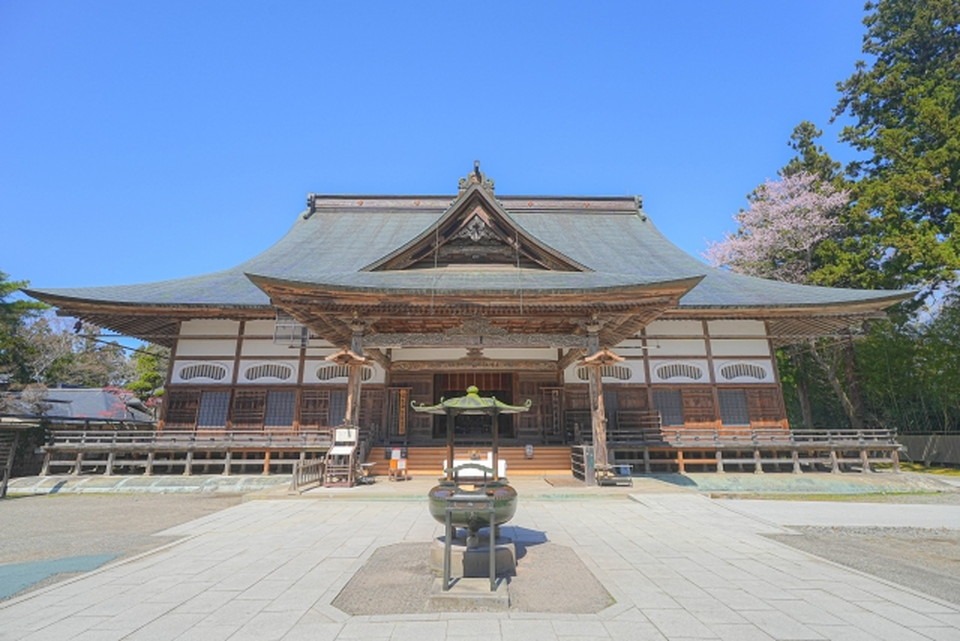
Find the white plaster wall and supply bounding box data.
[304,339,334,353]
[241,339,301,357]
[179,319,240,336]
[171,360,234,385]
[175,339,239,358]
[237,360,300,384]
[648,339,707,356]
[708,319,767,336]
[709,338,771,357]
[713,359,776,383]
[243,320,278,336]
[645,320,703,336]
[649,359,710,384]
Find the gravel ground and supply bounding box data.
[0,493,243,599]
[769,526,960,606]
[332,541,614,614]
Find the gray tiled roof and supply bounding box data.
[27,195,908,311]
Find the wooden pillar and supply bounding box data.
[587,363,608,474]
[345,361,363,427]
[1,432,20,499]
[446,412,455,481]
[327,332,369,428]
[40,450,51,477]
[579,346,623,483]
[492,408,500,481]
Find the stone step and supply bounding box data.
[366,445,572,477]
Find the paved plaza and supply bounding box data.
[2,480,960,640]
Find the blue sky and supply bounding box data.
[2,1,870,292]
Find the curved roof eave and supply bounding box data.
[245,271,706,299]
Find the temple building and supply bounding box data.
[26,166,907,479]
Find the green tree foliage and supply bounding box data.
[782,121,843,182]
[833,0,960,297]
[127,344,169,401]
[0,270,46,385]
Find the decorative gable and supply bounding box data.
[364,163,587,272]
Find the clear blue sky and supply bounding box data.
[2,1,870,292]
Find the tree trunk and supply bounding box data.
[842,335,865,425]
[790,348,813,428]
[809,341,863,429]
[796,376,814,429]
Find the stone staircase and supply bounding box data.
[365,445,573,478]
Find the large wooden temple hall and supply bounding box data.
[27,165,908,480]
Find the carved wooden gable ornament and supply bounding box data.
[364,162,587,272]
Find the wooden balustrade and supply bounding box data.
[41,428,336,476]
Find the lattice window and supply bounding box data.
[265,390,296,429]
[197,391,230,429]
[165,390,200,427]
[653,389,683,426]
[655,363,704,381]
[231,390,266,428]
[315,364,374,381]
[719,363,768,381]
[575,365,632,381]
[718,389,750,426]
[299,389,331,427]
[244,363,294,382]
[179,363,228,381]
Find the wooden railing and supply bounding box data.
[607,427,901,474]
[289,458,325,493]
[41,428,336,476]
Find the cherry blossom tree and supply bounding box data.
[705,172,849,284]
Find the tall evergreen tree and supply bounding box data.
[833,0,960,297]
[0,271,46,385]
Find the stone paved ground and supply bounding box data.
[1,486,959,640]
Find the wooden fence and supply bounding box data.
[41,428,335,476]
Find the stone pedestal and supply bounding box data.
[428,577,510,610]
[429,535,517,578]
